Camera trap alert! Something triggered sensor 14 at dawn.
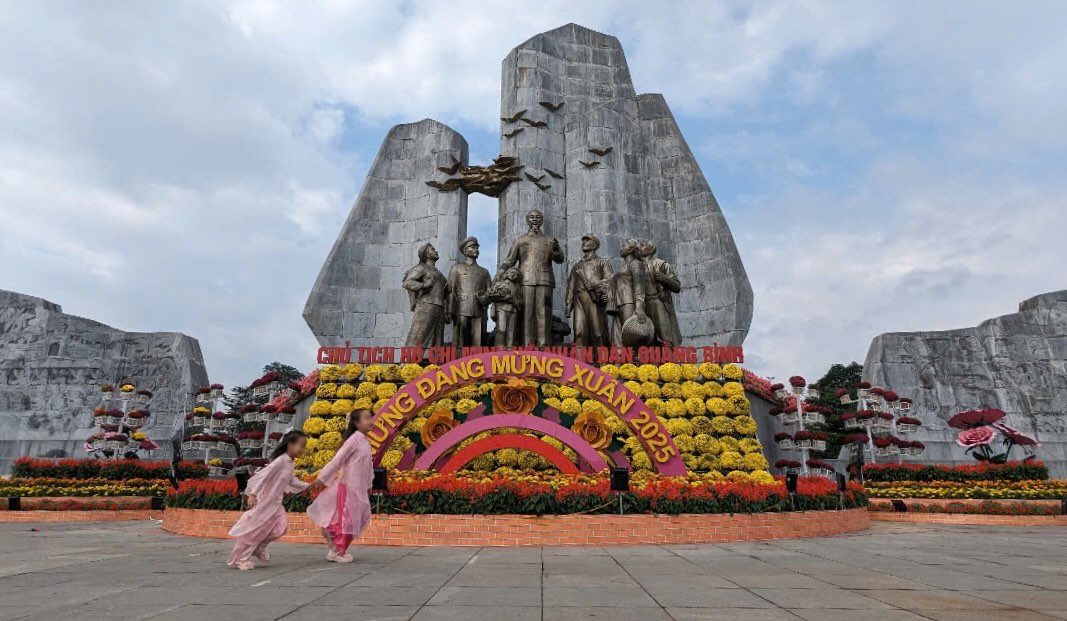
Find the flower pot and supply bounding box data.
[104,415,123,426]
[857,388,870,399]
[274,412,293,425]
[899,401,911,411]
[239,439,264,450]
[91,440,107,451]
[191,416,208,427]
[208,466,229,477]
[104,440,125,451]
[181,441,196,452]
[813,467,834,478]
[897,423,918,434]
[120,416,143,429]
[844,418,861,429]
[776,439,795,450]
[805,388,820,400]
[215,441,233,451]
[774,388,790,400]
[802,411,825,425]
[137,394,151,405]
[779,411,800,425]
[210,388,223,400]
[118,392,134,401]
[901,446,924,457]
[868,401,883,412]
[838,394,852,405]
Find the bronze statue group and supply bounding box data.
[402,209,682,351]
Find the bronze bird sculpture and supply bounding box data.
[437,156,461,175]
[503,128,525,139]
[539,101,565,112]
[544,168,564,179]
[521,118,548,128]
[534,181,551,192]
[500,110,527,123]
[578,160,601,169]
[524,172,545,182]
[588,146,613,157]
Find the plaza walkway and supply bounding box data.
[0,521,1064,620]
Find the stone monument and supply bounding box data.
[864,290,1067,478]
[304,24,753,348]
[0,289,209,474]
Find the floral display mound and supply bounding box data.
[1,458,207,501]
[299,361,773,483]
[863,461,1067,501]
[166,471,867,515]
[869,499,1063,516]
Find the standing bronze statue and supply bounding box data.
[639,239,682,346]
[446,237,492,348]
[609,239,650,347]
[489,267,521,347]
[402,243,449,348]
[565,234,613,347]
[499,209,565,346]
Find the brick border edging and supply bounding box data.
[161,508,869,546]
[870,513,1067,526]
[0,510,161,523]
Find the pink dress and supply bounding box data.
[307,431,373,552]
[227,454,308,566]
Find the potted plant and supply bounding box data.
[789,375,806,396]
[275,406,295,424]
[190,407,210,427]
[856,381,872,400]
[215,434,237,451]
[806,459,835,478]
[136,389,153,405]
[103,408,124,426]
[794,431,828,451]
[899,440,925,457]
[872,436,899,456]
[119,383,136,399]
[209,383,224,400]
[899,397,912,411]
[802,404,826,425]
[770,382,789,401]
[835,387,851,405]
[238,430,265,450]
[104,432,129,451]
[774,432,794,450]
[897,416,922,434]
[775,459,802,475]
[121,409,149,429]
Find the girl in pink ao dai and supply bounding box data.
[306,409,374,563]
[227,430,310,570]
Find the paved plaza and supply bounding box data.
[0,521,1065,620]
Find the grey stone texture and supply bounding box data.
[498,24,753,346]
[4,521,1067,620]
[304,119,469,346]
[864,289,1067,478]
[0,289,209,473]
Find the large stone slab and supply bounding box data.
[498,24,753,345]
[304,119,468,346]
[0,289,209,473]
[864,290,1067,478]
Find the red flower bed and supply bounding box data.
[863,461,1049,483]
[11,457,206,481]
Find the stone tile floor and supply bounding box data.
[0,521,1064,620]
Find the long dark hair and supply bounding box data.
[344,410,372,440]
[269,430,308,461]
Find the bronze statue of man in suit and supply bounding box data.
[446,237,492,348]
[565,233,613,347]
[499,209,565,346]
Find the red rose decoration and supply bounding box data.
[956,426,996,447]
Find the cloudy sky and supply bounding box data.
[2,1,1065,389]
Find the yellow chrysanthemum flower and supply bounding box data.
[455,398,478,414]
[631,452,652,470]
[728,395,750,415]
[726,470,750,483]
[316,383,337,399]
[638,382,661,400]
[399,364,424,383]
[375,383,398,399]
[623,380,642,397]
[706,397,730,416]
[309,400,332,417]
[558,385,580,399]
[722,364,742,380]
[435,398,456,412]
[351,397,373,411]
[720,451,743,470]
[341,363,364,381]
[544,397,562,410]
[739,438,763,454]
[699,362,723,381]
[722,381,744,398]
[541,384,560,398]
[401,418,425,435]
[363,365,386,382]
[336,384,357,399]
[319,431,343,451]
[381,449,403,470]
[606,415,628,435]
[743,453,769,471]
[454,384,479,400]
[318,365,341,382]
[325,416,347,432]
[646,398,665,415]
[659,362,682,383]
[704,382,723,398]
[684,397,706,416]
[618,363,639,380]
[330,399,353,416]
[560,397,581,415]
[733,416,758,436]
[673,434,695,453]
[660,383,682,399]
[749,470,776,485]
[681,364,700,381]
[304,437,319,452]
[665,418,694,437]
[695,434,721,455]
[665,398,686,418]
[302,417,326,436]
[681,381,705,400]
[711,415,734,435]
[312,449,336,470]
[637,364,659,383]
[691,416,713,436]
[719,436,740,452]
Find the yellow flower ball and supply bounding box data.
[743,453,770,471]
[631,452,652,470]
[435,398,456,412]
[750,470,776,485]
[720,451,743,470]
[646,398,665,415]
[719,436,740,452]
[319,365,341,382]
[691,416,713,435]
[336,384,357,399]
[638,382,661,400]
[355,382,377,399]
[673,434,695,453]
[739,438,763,454]
[325,417,347,433]
[495,448,520,467]
[402,418,425,434]
[733,416,758,436]
[319,431,343,451]
[544,397,562,410]
[706,397,730,416]
[623,380,642,397]
[330,399,353,416]
[619,363,639,380]
[341,363,364,381]
[606,415,628,435]
[699,362,723,381]
[681,364,700,380]
[560,397,581,415]
[376,383,397,399]
[722,382,744,398]
[392,435,413,452]
[702,460,723,476]
[728,395,750,415]
[309,400,332,417]
[363,365,386,381]
[302,417,326,436]
[600,364,619,378]
[316,383,337,398]
[558,385,579,399]
[543,437,564,450]
[659,362,682,383]
[665,398,686,418]
[726,470,750,483]
[683,454,700,470]
[305,437,319,452]
[695,433,721,455]
[454,384,479,400]
[541,384,560,398]
[295,454,314,469]
[399,364,424,383]
[681,381,705,400]
[661,383,682,399]
[711,415,733,435]
[381,449,403,470]
[637,364,659,383]
[382,365,401,382]
[312,449,337,470]
[665,418,694,437]
[684,397,706,416]
[704,382,723,398]
[455,398,478,414]
[352,397,373,411]
[722,364,743,380]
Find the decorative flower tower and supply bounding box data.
[87,383,158,459]
[836,382,925,463]
[768,376,833,477]
[181,383,238,476]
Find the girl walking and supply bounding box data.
[307,409,374,563]
[227,430,310,570]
